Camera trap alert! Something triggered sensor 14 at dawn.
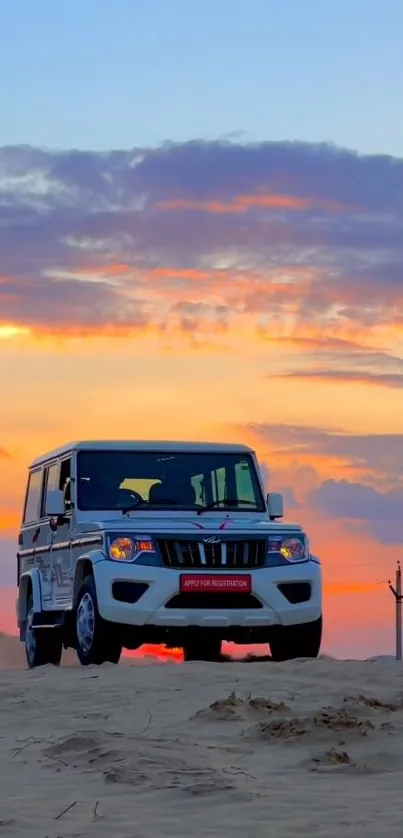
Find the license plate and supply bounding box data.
[180,574,252,593]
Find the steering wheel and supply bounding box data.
[117,489,144,509]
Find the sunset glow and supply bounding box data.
[1,137,403,660]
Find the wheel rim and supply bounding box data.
[76,592,95,654]
[25,607,36,663]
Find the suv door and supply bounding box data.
[19,466,54,609]
[50,457,73,610]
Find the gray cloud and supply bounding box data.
[0,140,403,336]
[127,140,403,211]
[276,486,300,510]
[252,425,403,544]
[309,479,403,545]
[258,459,299,512]
[265,337,403,389]
[246,423,403,488]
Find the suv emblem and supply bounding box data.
[203,536,221,544]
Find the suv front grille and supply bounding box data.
[157,538,267,569]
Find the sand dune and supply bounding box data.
[1,654,403,837]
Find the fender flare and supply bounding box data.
[72,549,105,608]
[18,569,42,639]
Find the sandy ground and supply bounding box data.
[1,639,403,837]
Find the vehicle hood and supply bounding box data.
[77,514,303,536]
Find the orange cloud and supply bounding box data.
[72,263,133,278]
[157,193,350,214]
[256,330,385,352]
[256,313,403,353]
[273,370,403,389]
[0,321,237,354]
[1,307,399,358]
[4,257,403,360]
[150,267,212,281]
[0,264,318,344]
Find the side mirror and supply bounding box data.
[267,492,284,520]
[45,488,66,517]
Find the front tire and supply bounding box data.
[75,575,122,666]
[183,633,222,662]
[269,616,322,662]
[25,596,62,669]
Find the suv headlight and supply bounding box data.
[109,536,155,562]
[268,535,308,563]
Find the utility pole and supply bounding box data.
[389,561,402,661]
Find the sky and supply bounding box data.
[1,0,403,658]
[1,0,403,155]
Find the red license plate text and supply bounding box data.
[180,574,252,593]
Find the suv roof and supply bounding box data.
[30,439,254,468]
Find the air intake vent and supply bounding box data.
[165,593,263,609]
[277,583,311,604]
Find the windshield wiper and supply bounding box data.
[121,500,150,514]
[197,499,259,515]
[122,498,182,514]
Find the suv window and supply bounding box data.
[40,462,59,517]
[235,460,257,504]
[23,469,43,524]
[190,472,205,505]
[77,450,265,512]
[211,466,227,504]
[59,458,72,511]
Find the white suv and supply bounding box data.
[16,440,322,667]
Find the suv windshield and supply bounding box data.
[77,450,265,513]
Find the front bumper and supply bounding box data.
[93,558,322,629]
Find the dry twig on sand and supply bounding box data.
[135,707,153,736]
[92,800,104,822]
[55,801,77,821]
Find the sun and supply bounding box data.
[0,324,31,339]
